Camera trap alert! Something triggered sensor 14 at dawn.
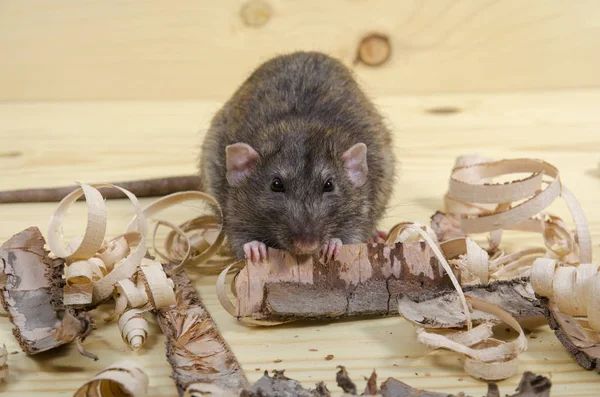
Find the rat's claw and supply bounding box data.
[322,238,342,262]
[243,241,268,263]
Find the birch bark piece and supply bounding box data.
[155,265,248,396]
[0,227,91,354]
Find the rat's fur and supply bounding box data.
[199,51,396,259]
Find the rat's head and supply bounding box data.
[224,126,370,256]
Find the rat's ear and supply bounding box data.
[226,143,260,186]
[342,142,368,187]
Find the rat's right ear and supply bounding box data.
[225,143,260,186]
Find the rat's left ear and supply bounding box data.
[342,142,368,187]
[226,142,260,186]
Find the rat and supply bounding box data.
[199,51,396,262]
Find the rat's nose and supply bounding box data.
[293,239,320,255]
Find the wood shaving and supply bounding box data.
[74,360,149,397]
[398,224,527,380]
[47,183,149,306]
[427,155,599,375]
[118,309,149,351]
[444,157,591,264]
[126,191,231,274]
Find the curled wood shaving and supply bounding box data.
[440,237,546,286]
[445,157,591,264]
[531,258,600,331]
[415,297,526,380]
[126,191,231,274]
[48,183,148,305]
[396,223,473,330]
[109,258,175,321]
[0,344,7,383]
[118,309,149,351]
[395,223,527,380]
[74,360,149,397]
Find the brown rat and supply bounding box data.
[199,51,396,262]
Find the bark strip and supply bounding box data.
[541,298,600,372]
[155,265,248,396]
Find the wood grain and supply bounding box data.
[1,1,600,101]
[1,90,600,395]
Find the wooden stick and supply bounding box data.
[155,265,248,396]
[0,227,92,354]
[0,175,200,203]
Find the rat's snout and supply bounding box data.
[292,238,320,255]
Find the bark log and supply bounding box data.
[231,242,542,323]
[0,227,91,354]
[155,265,248,396]
[541,298,600,372]
[0,175,200,203]
[233,242,455,321]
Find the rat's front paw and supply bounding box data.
[243,241,267,263]
[368,230,388,244]
[322,238,342,261]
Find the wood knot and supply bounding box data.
[357,33,391,66]
[0,151,22,158]
[425,106,462,115]
[240,0,273,28]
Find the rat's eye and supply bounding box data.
[323,179,334,192]
[270,178,285,192]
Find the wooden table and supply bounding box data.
[1,90,599,396]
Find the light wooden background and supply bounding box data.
[1,1,600,396]
[1,0,600,101]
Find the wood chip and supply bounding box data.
[335,366,356,394]
[240,368,551,397]
[241,370,325,397]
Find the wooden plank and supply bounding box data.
[1,1,600,101]
[1,90,600,395]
